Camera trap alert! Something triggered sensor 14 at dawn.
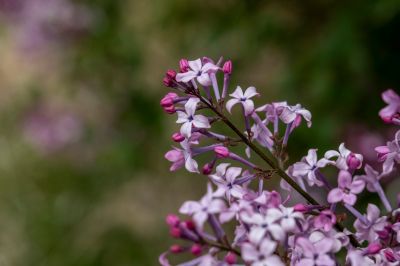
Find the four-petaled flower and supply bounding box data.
[375,130,400,174]
[179,183,226,229]
[354,204,387,243]
[226,86,259,116]
[379,89,400,123]
[295,237,335,266]
[176,97,210,138]
[279,104,312,128]
[292,149,332,187]
[240,209,285,243]
[165,135,200,173]
[175,58,219,86]
[325,143,363,170]
[209,163,246,202]
[242,233,284,266]
[327,170,365,206]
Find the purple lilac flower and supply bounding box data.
[241,233,284,266]
[379,89,400,124]
[176,98,211,138]
[375,130,400,174]
[209,163,246,202]
[295,237,335,266]
[327,170,365,206]
[175,58,219,86]
[354,204,387,243]
[324,143,363,170]
[279,103,312,128]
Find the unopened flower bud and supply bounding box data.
[366,243,382,255]
[384,250,396,262]
[347,153,362,169]
[293,203,308,212]
[377,229,390,240]
[224,252,237,264]
[166,69,177,79]
[184,219,196,230]
[179,59,189,73]
[166,214,180,227]
[160,92,178,107]
[214,146,229,158]
[223,60,232,74]
[202,163,213,175]
[190,244,202,256]
[169,227,181,238]
[170,244,183,253]
[163,76,174,87]
[172,132,185,142]
[164,105,176,114]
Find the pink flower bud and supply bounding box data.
[166,69,177,79]
[366,243,382,255]
[164,105,176,114]
[384,250,396,262]
[190,244,202,256]
[166,214,180,227]
[202,163,213,175]
[346,153,362,169]
[224,252,237,264]
[160,92,178,107]
[214,146,229,158]
[169,227,181,238]
[172,132,185,142]
[184,219,196,230]
[223,60,232,74]
[163,76,174,87]
[170,244,183,253]
[179,59,189,73]
[293,203,308,212]
[377,229,389,240]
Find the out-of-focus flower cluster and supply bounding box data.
[159,57,400,265]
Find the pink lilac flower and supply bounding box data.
[354,204,387,243]
[176,98,211,138]
[327,170,365,206]
[292,149,332,187]
[346,249,376,266]
[209,163,246,202]
[241,234,284,266]
[379,89,400,124]
[295,237,335,266]
[240,209,285,242]
[309,230,349,253]
[279,104,312,128]
[175,58,219,86]
[226,86,258,116]
[165,137,199,173]
[324,143,363,170]
[375,130,400,174]
[179,183,226,229]
[274,205,304,232]
[313,210,337,232]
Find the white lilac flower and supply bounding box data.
[375,130,400,174]
[324,143,363,170]
[354,204,387,243]
[226,86,259,116]
[176,98,211,138]
[346,249,376,266]
[327,170,365,206]
[179,183,226,229]
[241,233,284,266]
[279,103,312,128]
[240,209,285,242]
[309,230,349,253]
[354,164,381,192]
[273,205,304,232]
[295,237,335,266]
[292,149,332,187]
[175,58,219,86]
[209,163,246,202]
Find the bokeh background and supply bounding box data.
[0,0,399,265]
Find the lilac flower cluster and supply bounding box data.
[159,57,400,265]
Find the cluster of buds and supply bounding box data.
[158,56,400,266]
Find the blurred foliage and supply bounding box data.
[0,0,398,265]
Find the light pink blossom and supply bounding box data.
[175,58,219,86]
[226,86,258,116]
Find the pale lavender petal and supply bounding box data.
[382,89,400,104]
[292,162,312,177]
[249,227,267,244]
[296,238,315,257]
[225,167,242,183]
[180,122,193,138]
[342,193,357,205]
[197,73,212,86]
[314,239,333,254]
[193,115,211,128]
[243,100,255,116]
[208,199,226,213]
[338,170,352,188]
[350,179,365,194]
[259,238,277,256]
[215,163,230,176]
[176,111,189,123]
[188,59,202,72]
[264,255,284,266]
[241,243,258,261]
[327,188,343,203]
[193,211,208,228]
[279,107,296,124]
[229,86,244,99]
[316,254,335,266]
[226,99,240,113]
[230,185,245,198]
[185,98,200,116]
[185,156,199,173]
[324,150,340,159]
[165,149,183,162]
[243,86,258,98]
[176,71,197,83]
[266,208,283,222]
[201,62,219,73]
[306,149,318,166]
[179,201,202,214]
[366,204,380,221]
[281,218,296,231]
[296,258,314,266]
[269,224,285,241]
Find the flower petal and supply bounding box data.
[188,59,202,72]
[193,115,211,128]
[327,188,343,203]
[226,99,240,113]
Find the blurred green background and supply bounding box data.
[0,0,399,265]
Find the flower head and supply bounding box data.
[379,89,400,124]
[226,86,258,116]
[279,104,312,128]
[176,58,219,86]
[176,98,211,138]
[327,170,365,206]
[325,143,363,170]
